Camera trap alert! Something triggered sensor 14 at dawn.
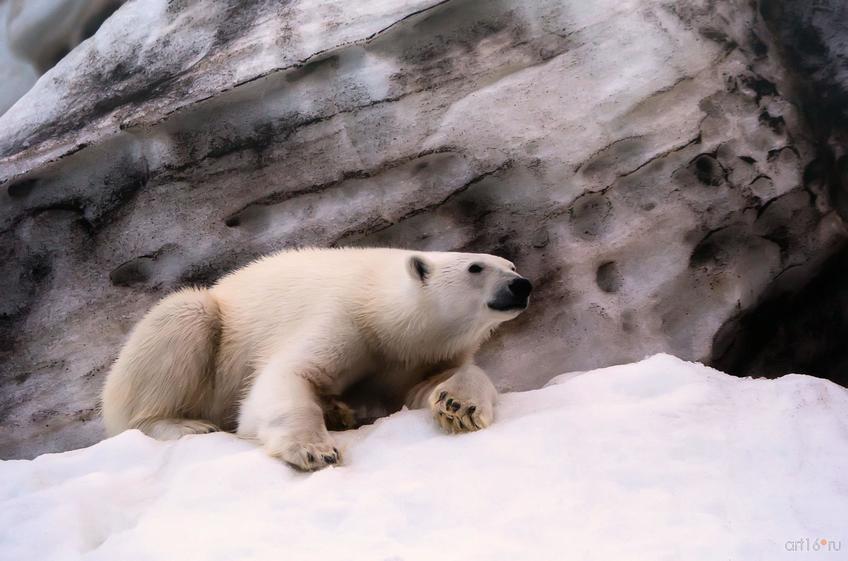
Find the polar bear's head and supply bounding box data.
[406,251,532,333]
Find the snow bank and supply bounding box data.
[1,354,846,560]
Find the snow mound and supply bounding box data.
[1,354,846,560]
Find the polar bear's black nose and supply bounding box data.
[488,276,533,312]
[508,277,533,299]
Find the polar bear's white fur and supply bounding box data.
[101,247,532,470]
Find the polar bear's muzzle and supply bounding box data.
[487,277,533,312]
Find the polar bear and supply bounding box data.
[101,247,532,470]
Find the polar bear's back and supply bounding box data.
[209,248,409,364]
[213,247,409,300]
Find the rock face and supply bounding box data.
[0,0,125,114]
[1,0,845,458]
[713,0,848,383]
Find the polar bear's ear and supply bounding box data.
[407,255,431,284]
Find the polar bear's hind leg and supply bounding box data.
[134,417,219,439]
[101,287,221,439]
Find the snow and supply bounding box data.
[1,354,846,561]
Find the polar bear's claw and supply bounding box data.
[278,438,342,471]
[430,389,493,434]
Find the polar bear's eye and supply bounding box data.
[468,264,484,273]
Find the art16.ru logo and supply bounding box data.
[785,538,842,552]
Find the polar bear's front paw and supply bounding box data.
[270,435,342,471]
[429,387,493,433]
